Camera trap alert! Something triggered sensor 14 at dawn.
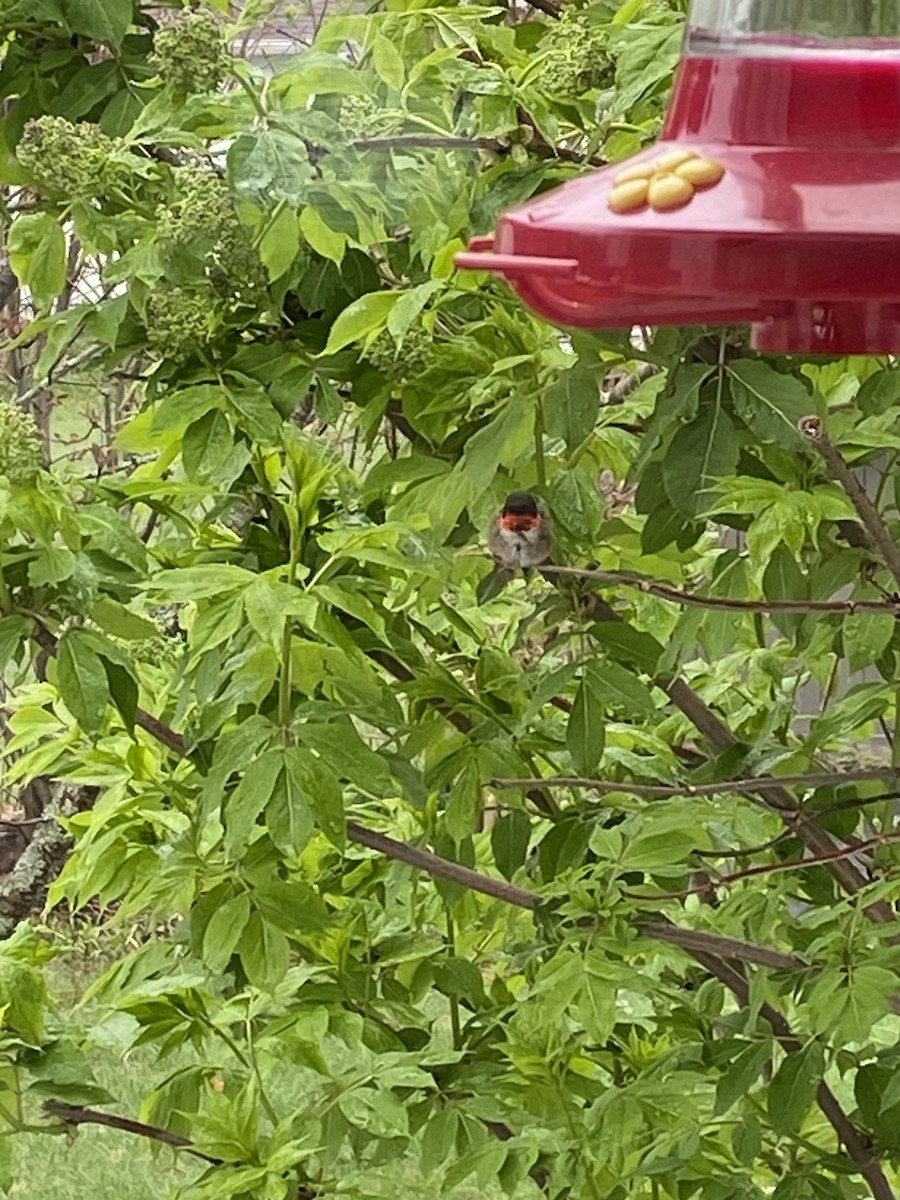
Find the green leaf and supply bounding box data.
[856,1063,900,1150]
[731,1114,762,1167]
[152,384,224,435]
[146,565,258,600]
[7,213,66,311]
[56,630,110,734]
[300,720,393,796]
[371,32,405,91]
[0,958,45,1045]
[547,469,605,542]
[0,615,31,670]
[591,623,663,674]
[619,819,704,871]
[266,758,314,858]
[202,892,251,974]
[227,388,282,444]
[576,973,615,1043]
[386,279,443,342]
[338,1087,409,1138]
[181,409,234,481]
[544,362,602,454]
[259,205,301,282]
[421,1107,459,1176]
[462,403,534,497]
[729,359,815,449]
[443,1140,507,1193]
[567,666,605,776]
[714,1042,771,1116]
[224,751,283,857]
[444,755,482,842]
[843,608,895,672]
[321,291,400,355]
[299,205,346,265]
[491,810,531,880]
[767,1043,824,1135]
[102,659,138,730]
[229,130,312,206]
[243,577,289,649]
[662,398,739,518]
[239,910,290,990]
[288,748,345,849]
[61,0,131,46]
[593,660,655,719]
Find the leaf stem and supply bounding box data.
[534,394,546,488]
[446,911,462,1050]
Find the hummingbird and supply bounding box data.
[486,491,553,577]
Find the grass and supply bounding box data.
[10,949,529,1200]
[11,952,202,1200]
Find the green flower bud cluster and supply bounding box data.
[17,117,133,201]
[340,94,389,140]
[149,8,231,94]
[363,327,433,385]
[0,399,42,483]
[541,9,613,98]
[158,167,266,308]
[144,286,217,357]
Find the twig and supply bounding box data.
[353,134,506,154]
[42,1101,220,1164]
[347,822,537,910]
[800,415,900,591]
[540,564,900,615]
[636,923,803,971]
[627,831,900,902]
[491,768,900,797]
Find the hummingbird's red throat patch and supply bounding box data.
[500,514,540,532]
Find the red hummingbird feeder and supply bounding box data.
[455,1,900,355]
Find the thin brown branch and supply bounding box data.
[135,708,186,754]
[42,1100,220,1164]
[353,134,506,153]
[627,831,900,902]
[346,821,537,909]
[526,0,561,15]
[800,415,900,591]
[491,768,900,797]
[636,923,803,971]
[540,564,900,615]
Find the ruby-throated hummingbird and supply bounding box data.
[486,491,553,576]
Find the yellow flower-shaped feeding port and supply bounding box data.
[608,149,725,214]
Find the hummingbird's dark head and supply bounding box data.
[501,492,539,518]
